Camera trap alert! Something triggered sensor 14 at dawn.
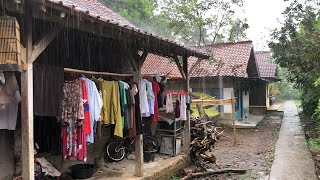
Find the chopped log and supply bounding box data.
[180,169,247,180]
[196,103,210,121]
[179,165,199,176]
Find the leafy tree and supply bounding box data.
[158,0,248,46]
[99,0,173,38]
[271,68,301,101]
[100,0,248,46]
[269,0,320,115]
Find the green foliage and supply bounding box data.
[271,68,301,101]
[269,0,320,115]
[313,99,320,122]
[308,138,320,152]
[99,0,248,46]
[159,0,248,45]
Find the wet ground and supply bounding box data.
[270,101,317,180]
[193,111,283,180]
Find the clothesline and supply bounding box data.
[64,68,133,77]
[165,91,189,95]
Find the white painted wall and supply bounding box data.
[223,88,233,113]
[243,90,250,115]
[266,84,270,108]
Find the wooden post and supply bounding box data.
[133,68,144,177]
[21,1,34,179]
[182,55,190,154]
[231,91,237,145]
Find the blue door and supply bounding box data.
[235,88,243,120]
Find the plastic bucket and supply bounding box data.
[143,149,157,162]
[69,164,95,179]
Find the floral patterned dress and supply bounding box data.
[60,79,84,160]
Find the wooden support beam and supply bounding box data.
[192,98,236,105]
[64,67,133,77]
[182,55,190,154]
[133,69,144,177]
[231,91,237,146]
[138,50,149,67]
[172,55,187,80]
[21,46,26,64]
[30,24,63,63]
[21,1,34,179]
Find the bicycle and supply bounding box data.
[106,135,158,162]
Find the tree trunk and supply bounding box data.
[180,169,246,180]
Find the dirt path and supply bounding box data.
[197,111,283,180]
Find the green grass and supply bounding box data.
[308,138,320,152]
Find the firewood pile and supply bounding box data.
[190,116,223,169]
[179,117,246,180]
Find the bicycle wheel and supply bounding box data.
[129,136,158,151]
[106,141,125,161]
[143,136,158,150]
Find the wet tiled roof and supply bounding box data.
[255,51,277,78]
[45,0,210,57]
[142,41,254,78]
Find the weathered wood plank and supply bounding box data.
[231,91,237,145]
[21,1,34,179]
[133,70,144,177]
[172,55,187,80]
[182,55,190,154]
[30,24,63,63]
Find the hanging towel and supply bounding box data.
[175,100,180,118]
[179,94,187,120]
[166,94,174,113]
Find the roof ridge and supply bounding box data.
[206,40,253,47]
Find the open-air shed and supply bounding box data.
[0,0,209,179]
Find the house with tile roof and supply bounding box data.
[249,51,279,114]
[1,0,210,178]
[142,41,262,122]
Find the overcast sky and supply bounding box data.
[243,0,287,50]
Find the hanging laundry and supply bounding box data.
[0,71,4,85]
[81,77,103,144]
[60,79,84,124]
[179,94,188,120]
[166,94,174,113]
[81,79,91,136]
[94,78,122,137]
[129,83,138,138]
[0,72,20,130]
[140,79,149,115]
[141,79,155,117]
[76,125,87,161]
[147,80,155,115]
[118,81,127,129]
[133,82,143,135]
[0,72,19,107]
[175,100,180,119]
[60,79,84,160]
[151,81,160,121]
[119,80,131,130]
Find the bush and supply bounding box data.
[308,138,320,153]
